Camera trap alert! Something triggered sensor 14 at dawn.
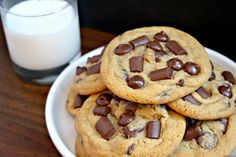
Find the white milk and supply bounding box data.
[3,0,80,70]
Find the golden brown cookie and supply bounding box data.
[75,134,89,157]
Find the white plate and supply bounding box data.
[46,46,236,157]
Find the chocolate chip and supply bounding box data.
[222,71,235,85]
[154,31,169,42]
[115,44,133,55]
[129,56,143,72]
[126,144,135,155]
[146,40,163,51]
[76,66,87,76]
[218,84,232,98]
[196,87,211,99]
[87,62,101,75]
[123,126,144,138]
[184,62,200,75]
[155,50,167,62]
[184,125,202,140]
[129,35,149,48]
[87,54,102,63]
[176,79,184,86]
[95,117,116,141]
[96,93,113,106]
[166,40,187,55]
[183,94,201,105]
[208,72,216,81]
[197,132,217,149]
[167,58,184,71]
[93,106,112,116]
[127,75,145,89]
[146,120,161,139]
[118,113,135,126]
[73,95,87,108]
[221,118,228,134]
[149,67,173,81]
[125,102,138,114]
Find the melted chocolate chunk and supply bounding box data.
[96,93,113,106]
[95,117,116,141]
[146,121,161,139]
[76,66,87,76]
[218,84,233,98]
[155,50,167,62]
[208,72,216,81]
[125,102,138,114]
[183,94,201,105]
[150,67,173,81]
[129,56,143,72]
[87,62,101,75]
[123,126,144,138]
[127,75,145,89]
[74,95,86,108]
[126,144,135,155]
[167,58,184,71]
[93,106,112,116]
[166,40,187,55]
[118,113,135,126]
[154,31,169,42]
[184,125,202,140]
[129,35,149,48]
[87,54,102,63]
[115,44,133,55]
[176,79,184,86]
[184,62,200,75]
[222,71,236,85]
[196,87,211,99]
[146,41,163,51]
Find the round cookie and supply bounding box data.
[75,91,186,157]
[75,134,89,157]
[167,63,236,120]
[170,114,236,157]
[101,26,211,104]
[73,47,107,95]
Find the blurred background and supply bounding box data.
[78,0,236,61]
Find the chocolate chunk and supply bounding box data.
[184,125,202,140]
[123,126,144,138]
[149,67,173,81]
[146,120,161,139]
[154,31,169,42]
[115,44,132,55]
[196,87,211,99]
[95,117,116,141]
[222,71,235,85]
[208,72,216,81]
[126,144,135,155]
[96,93,113,106]
[118,113,135,126]
[87,62,101,75]
[129,35,149,48]
[125,102,138,114]
[73,95,86,108]
[221,118,228,134]
[146,41,163,51]
[183,94,201,105]
[155,50,167,62]
[127,75,145,89]
[176,79,184,86]
[87,54,102,63]
[218,84,233,98]
[76,66,87,76]
[197,132,217,149]
[184,62,200,75]
[166,40,187,55]
[129,56,143,72]
[167,58,184,71]
[93,106,112,116]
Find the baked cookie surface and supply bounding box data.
[101,26,211,104]
[167,63,236,120]
[75,134,89,157]
[75,91,186,157]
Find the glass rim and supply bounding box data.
[0,0,74,17]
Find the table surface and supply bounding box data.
[0,22,115,156]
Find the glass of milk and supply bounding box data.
[0,0,80,84]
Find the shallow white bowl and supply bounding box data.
[45,46,236,157]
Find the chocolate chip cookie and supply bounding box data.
[167,63,236,120]
[170,114,236,157]
[75,92,186,157]
[75,134,88,157]
[101,26,211,104]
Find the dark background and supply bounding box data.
[78,0,236,61]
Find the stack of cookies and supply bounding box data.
[66,26,236,157]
